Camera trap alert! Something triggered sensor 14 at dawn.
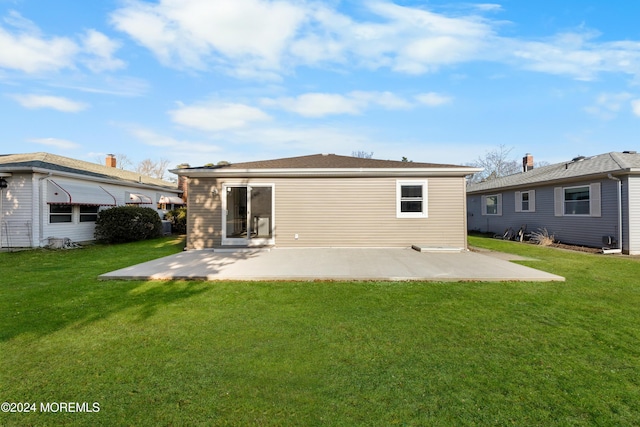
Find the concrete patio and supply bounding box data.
[99,247,564,282]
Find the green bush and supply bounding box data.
[165,207,187,234]
[94,206,163,243]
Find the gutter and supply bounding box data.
[606,174,623,254]
[170,167,483,178]
[2,166,179,192]
[38,172,52,247]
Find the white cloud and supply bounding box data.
[169,101,271,131]
[125,125,222,153]
[0,11,78,73]
[111,0,306,73]
[263,91,438,117]
[81,29,126,72]
[11,94,89,112]
[632,99,640,117]
[512,33,640,81]
[584,92,633,120]
[27,137,80,149]
[0,11,125,75]
[415,92,453,106]
[262,93,363,117]
[110,1,640,81]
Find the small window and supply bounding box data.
[396,180,428,218]
[79,206,100,222]
[515,190,535,213]
[483,194,502,216]
[564,186,590,215]
[50,205,72,223]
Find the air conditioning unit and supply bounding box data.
[602,235,616,247]
[161,220,172,235]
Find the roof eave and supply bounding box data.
[172,167,483,178]
[466,170,633,194]
[0,165,180,192]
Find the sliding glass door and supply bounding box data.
[222,184,273,245]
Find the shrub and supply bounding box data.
[165,207,187,234]
[529,227,555,246]
[94,206,163,243]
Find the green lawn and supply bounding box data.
[1,236,639,426]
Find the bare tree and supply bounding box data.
[467,144,521,183]
[113,153,134,170]
[95,153,133,170]
[135,158,172,180]
[352,151,374,159]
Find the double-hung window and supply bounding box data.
[515,190,535,212]
[49,205,73,223]
[564,186,589,215]
[554,183,601,217]
[482,194,502,216]
[79,206,100,222]
[396,180,428,218]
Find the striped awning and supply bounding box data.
[159,195,185,205]
[47,179,116,206]
[127,193,153,204]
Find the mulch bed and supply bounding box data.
[548,242,602,254]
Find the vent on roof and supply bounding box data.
[623,150,637,154]
[572,155,586,162]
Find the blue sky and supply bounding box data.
[2,0,640,174]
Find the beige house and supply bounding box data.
[173,154,480,250]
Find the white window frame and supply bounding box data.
[396,180,428,218]
[482,194,502,216]
[79,205,100,223]
[554,183,601,217]
[49,204,73,223]
[515,190,535,213]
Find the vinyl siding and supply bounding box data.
[187,177,223,249]
[467,178,620,248]
[41,178,172,245]
[186,176,467,249]
[627,176,640,254]
[1,173,34,248]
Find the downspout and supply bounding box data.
[606,174,623,254]
[38,173,53,247]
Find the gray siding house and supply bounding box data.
[172,154,480,250]
[0,153,183,249]
[467,151,640,254]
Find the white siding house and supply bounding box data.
[0,153,183,249]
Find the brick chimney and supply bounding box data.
[106,154,117,168]
[522,153,534,172]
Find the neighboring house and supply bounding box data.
[467,151,640,254]
[171,153,480,250]
[0,153,183,249]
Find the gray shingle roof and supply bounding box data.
[186,153,467,170]
[467,151,640,193]
[0,152,178,190]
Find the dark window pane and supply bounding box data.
[401,201,422,212]
[565,187,589,201]
[401,185,422,198]
[80,206,100,214]
[50,214,72,223]
[50,205,72,214]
